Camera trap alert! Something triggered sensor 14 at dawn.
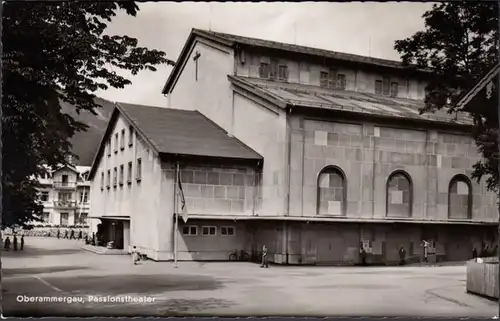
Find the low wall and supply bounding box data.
[466,257,499,300]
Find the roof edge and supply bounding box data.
[227,75,288,108]
[456,63,500,110]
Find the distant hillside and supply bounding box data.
[60,97,115,166]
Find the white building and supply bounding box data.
[36,163,91,227]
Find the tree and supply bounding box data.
[394,2,499,192]
[2,2,175,228]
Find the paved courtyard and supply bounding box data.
[2,236,497,317]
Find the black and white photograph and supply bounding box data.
[1,1,499,318]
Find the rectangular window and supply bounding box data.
[120,129,125,150]
[278,65,288,81]
[202,226,217,236]
[79,213,89,225]
[390,82,399,97]
[79,191,88,203]
[128,126,134,147]
[101,172,104,190]
[107,139,111,157]
[337,74,346,90]
[127,161,133,184]
[259,62,270,79]
[60,213,69,226]
[107,170,111,188]
[40,191,49,202]
[113,167,117,187]
[328,69,337,88]
[58,192,71,201]
[382,76,390,96]
[221,226,235,236]
[114,133,118,153]
[42,212,50,223]
[269,59,278,80]
[182,225,198,236]
[320,71,329,88]
[375,80,383,94]
[119,164,124,185]
[136,158,142,181]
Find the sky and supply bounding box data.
[96,2,435,107]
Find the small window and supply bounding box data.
[119,164,124,185]
[127,161,133,184]
[136,158,142,181]
[107,170,111,188]
[114,133,118,153]
[259,63,270,79]
[202,226,217,236]
[269,59,278,80]
[182,225,198,236]
[278,65,288,81]
[40,191,49,202]
[382,76,390,96]
[42,212,50,223]
[107,139,111,157]
[128,126,134,147]
[79,191,88,203]
[375,80,383,94]
[120,129,125,150]
[100,172,104,190]
[337,74,346,90]
[320,71,329,88]
[390,82,398,97]
[221,226,235,236]
[113,167,117,187]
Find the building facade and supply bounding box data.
[90,29,498,264]
[36,163,91,227]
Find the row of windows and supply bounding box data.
[39,191,89,203]
[257,61,399,97]
[182,225,235,237]
[42,212,89,226]
[100,158,142,190]
[317,166,473,219]
[107,126,134,157]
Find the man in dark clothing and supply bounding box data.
[13,235,18,251]
[399,246,406,266]
[4,237,11,251]
[70,229,75,240]
[78,230,82,240]
[359,246,367,266]
[260,245,269,268]
[64,230,68,239]
[57,229,60,239]
[20,235,24,251]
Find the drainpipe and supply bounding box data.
[285,106,293,264]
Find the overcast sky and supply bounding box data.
[96,2,434,107]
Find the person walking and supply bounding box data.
[64,229,68,239]
[132,246,140,265]
[20,235,24,251]
[422,240,429,263]
[359,246,367,266]
[4,237,11,251]
[260,245,269,268]
[70,229,76,240]
[57,229,60,239]
[398,246,406,266]
[78,230,82,240]
[13,235,18,251]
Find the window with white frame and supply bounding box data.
[101,172,104,190]
[113,167,117,187]
[107,170,111,188]
[128,125,134,147]
[40,191,49,202]
[114,133,118,153]
[120,129,125,150]
[127,161,132,184]
[107,139,111,157]
[202,226,216,236]
[42,212,50,223]
[119,165,124,185]
[79,191,88,203]
[221,226,235,236]
[182,225,198,236]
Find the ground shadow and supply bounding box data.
[3,266,89,277]
[43,274,224,295]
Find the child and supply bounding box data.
[132,246,140,265]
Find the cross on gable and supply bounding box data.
[193,51,201,81]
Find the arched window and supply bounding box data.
[317,166,347,215]
[386,170,412,217]
[448,174,472,219]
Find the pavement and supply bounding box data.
[1,236,498,317]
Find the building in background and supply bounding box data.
[90,29,498,264]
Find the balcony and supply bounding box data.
[53,181,77,189]
[53,200,77,209]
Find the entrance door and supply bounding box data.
[114,221,124,249]
[316,233,345,264]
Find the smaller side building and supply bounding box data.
[88,103,262,260]
[36,162,91,227]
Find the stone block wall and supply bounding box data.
[289,115,498,222]
[178,164,259,216]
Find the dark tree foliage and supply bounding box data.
[2,2,174,227]
[394,2,499,192]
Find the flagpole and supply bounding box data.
[173,162,180,268]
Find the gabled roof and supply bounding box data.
[162,28,430,94]
[229,75,473,126]
[456,63,500,110]
[89,102,262,180]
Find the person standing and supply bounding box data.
[422,240,429,263]
[132,246,140,265]
[4,237,11,251]
[20,235,24,251]
[64,229,68,239]
[13,235,18,251]
[57,229,60,239]
[398,246,406,266]
[70,229,75,240]
[260,245,269,268]
[78,230,82,240]
[359,246,367,266]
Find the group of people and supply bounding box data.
[3,234,24,251]
[56,228,85,240]
[472,244,498,259]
